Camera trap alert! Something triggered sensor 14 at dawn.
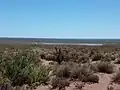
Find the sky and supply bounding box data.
[0,0,120,39]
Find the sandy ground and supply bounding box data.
[35,73,120,90]
[34,57,120,90]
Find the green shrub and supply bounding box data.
[0,49,49,87]
[0,76,10,85]
[13,65,49,86]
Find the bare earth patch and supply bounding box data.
[34,62,120,90]
[35,73,120,90]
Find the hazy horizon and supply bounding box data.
[1,37,120,39]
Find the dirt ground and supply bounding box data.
[35,59,120,90]
[35,74,120,90]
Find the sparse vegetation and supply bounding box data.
[0,44,120,89]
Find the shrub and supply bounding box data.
[0,49,49,87]
[114,58,120,64]
[89,63,98,73]
[54,62,99,83]
[112,71,120,84]
[50,76,59,89]
[107,86,114,90]
[40,53,46,59]
[55,64,70,78]
[96,61,114,74]
[74,82,84,90]
[14,65,49,86]
[50,76,70,90]
[45,54,56,61]
[102,57,112,62]
[81,63,98,73]
[92,54,102,61]
[8,61,49,86]
[70,64,99,83]
[78,56,89,63]
[82,74,99,83]
[70,65,82,79]
[70,63,91,79]
[54,48,64,64]
[0,76,10,85]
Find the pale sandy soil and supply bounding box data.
[35,73,120,90]
[34,59,120,90]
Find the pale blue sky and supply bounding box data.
[0,0,120,38]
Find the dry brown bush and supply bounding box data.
[50,76,70,90]
[92,53,103,61]
[96,61,114,74]
[55,64,70,78]
[82,74,99,83]
[74,82,84,90]
[112,71,120,84]
[114,58,120,64]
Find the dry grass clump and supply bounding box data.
[114,58,120,64]
[112,71,120,84]
[40,53,46,59]
[78,55,90,63]
[82,74,99,83]
[55,63,70,78]
[54,62,99,83]
[50,76,60,89]
[102,55,112,62]
[70,64,82,79]
[96,61,114,74]
[107,85,114,90]
[92,53,103,61]
[74,65,99,83]
[50,76,70,90]
[74,82,84,90]
[45,54,56,61]
[42,48,65,64]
